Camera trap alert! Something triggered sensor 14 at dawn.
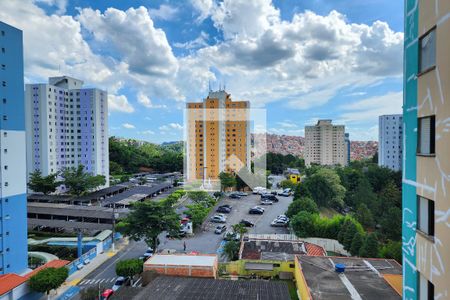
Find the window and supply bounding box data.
[419,28,436,73]
[419,273,434,300]
[417,196,434,237]
[418,116,435,155]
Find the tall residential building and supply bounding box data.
[25,76,109,187]
[0,22,28,275]
[186,90,250,182]
[304,120,347,167]
[403,1,450,299]
[378,114,403,171]
[344,132,350,164]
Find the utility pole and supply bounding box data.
[112,203,116,252]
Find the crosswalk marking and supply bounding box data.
[78,277,117,286]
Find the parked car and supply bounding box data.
[101,289,114,300]
[253,206,265,212]
[166,229,187,238]
[271,219,288,227]
[278,192,291,197]
[276,214,289,222]
[112,277,126,292]
[143,248,153,258]
[260,199,273,205]
[211,215,227,223]
[229,193,241,199]
[249,207,264,214]
[215,225,227,234]
[217,206,231,213]
[240,219,255,227]
[220,204,232,209]
[223,231,241,241]
[261,194,279,202]
[237,192,248,196]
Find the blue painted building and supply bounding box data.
[0,22,28,275]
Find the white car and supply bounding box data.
[253,206,265,212]
[260,199,273,205]
[211,215,226,223]
[271,219,288,227]
[112,276,126,292]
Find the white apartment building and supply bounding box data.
[378,114,402,171]
[305,120,347,167]
[25,76,109,187]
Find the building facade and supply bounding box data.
[0,22,28,275]
[186,90,250,182]
[304,120,347,167]
[378,114,403,171]
[25,76,109,187]
[403,1,450,299]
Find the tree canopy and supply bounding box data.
[116,199,180,250]
[115,259,143,284]
[28,170,59,195]
[302,168,346,208]
[219,172,236,191]
[28,267,68,296]
[60,165,105,196]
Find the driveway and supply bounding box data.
[158,193,293,260]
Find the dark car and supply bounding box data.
[229,193,241,199]
[249,208,264,214]
[217,206,231,213]
[220,204,232,209]
[240,219,255,227]
[261,194,279,202]
[278,192,290,197]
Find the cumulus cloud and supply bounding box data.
[173,31,209,50]
[137,92,167,109]
[159,123,183,131]
[139,130,155,135]
[109,94,134,113]
[35,0,68,14]
[190,0,214,23]
[122,123,136,129]
[149,4,179,20]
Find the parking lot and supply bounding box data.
[158,193,293,261]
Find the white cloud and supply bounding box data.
[148,4,179,20]
[35,0,67,14]
[159,123,183,131]
[338,91,403,123]
[139,130,155,135]
[109,94,134,113]
[174,31,209,50]
[137,92,167,109]
[268,127,304,136]
[276,121,297,128]
[122,123,135,129]
[190,0,214,23]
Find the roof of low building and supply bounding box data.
[240,234,326,261]
[112,275,291,300]
[144,254,217,267]
[102,183,172,206]
[297,256,402,300]
[0,274,28,296]
[24,259,71,279]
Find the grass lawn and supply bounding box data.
[319,207,340,218]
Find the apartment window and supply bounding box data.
[417,196,434,237]
[417,116,435,155]
[419,273,434,300]
[419,28,436,74]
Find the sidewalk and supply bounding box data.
[53,238,129,300]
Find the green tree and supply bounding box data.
[286,197,318,218]
[116,200,180,250]
[379,180,401,209]
[280,179,296,190]
[359,233,379,258]
[223,240,240,261]
[350,232,364,256]
[303,168,346,208]
[337,219,351,244]
[185,203,210,228]
[379,240,402,263]
[291,211,317,238]
[349,177,378,213]
[343,222,358,251]
[380,207,402,240]
[28,267,68,299]
[355,203,374,229]
[109,161,124,175]
[115,259,143,285]
[219,172,236,191]
[187,191,209,204]
[61,165,106,196]
[28,170,59,195]
[231,223,248,237]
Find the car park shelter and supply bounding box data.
[144,254,218,278]
[294,256,402,300]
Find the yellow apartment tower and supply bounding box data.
[186,90,250,183]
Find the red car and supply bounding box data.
[101,289,114,300]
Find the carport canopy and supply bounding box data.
[244,262,274,271]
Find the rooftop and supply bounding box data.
[145,254,217,267]
[240,234,325,261]
[24,259,71,279]
[298,256,402,300]
[102,183,172,206]
[0,274,27,296]
[113,275,291,300]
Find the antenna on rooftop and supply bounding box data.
[208,80,212,92]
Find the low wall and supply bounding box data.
[222,259,295,278]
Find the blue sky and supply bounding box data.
[1,0,404,142]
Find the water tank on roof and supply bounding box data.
[335,263,345,273]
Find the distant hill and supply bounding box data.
[251,133,377,161]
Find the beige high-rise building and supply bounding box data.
[186,90,250,182]
[403,1,450,298]
[304,120,347,167]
